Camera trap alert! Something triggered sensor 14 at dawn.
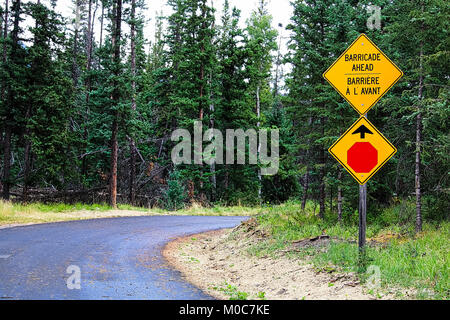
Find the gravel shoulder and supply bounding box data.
[163,227,396,300]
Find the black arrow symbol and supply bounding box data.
[352,125,373,139]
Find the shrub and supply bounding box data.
[164,170,187,211]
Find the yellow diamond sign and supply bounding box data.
[329,117,397,185]
[323,34,403,115]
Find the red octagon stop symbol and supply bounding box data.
[347,142,378,173]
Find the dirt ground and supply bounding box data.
[163,226,397,300]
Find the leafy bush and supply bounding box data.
[164,170,187,211]
[377,200,416,227]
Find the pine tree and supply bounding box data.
[126,0,148,204]
[128,0,138,204]
[109,0,123,208]
[88,0,125,207]
[23,1,74,197]
[164,0,216,203]
[245,0,277,203]
[216,0,252,202]
[287,0,356,217]
[1,0,26,200]
[384,0,450,231]
[82,0,96,179]
[0,0,7,196]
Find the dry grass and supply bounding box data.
[0,200,259,227]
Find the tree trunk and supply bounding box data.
[0,0,8,178]
[301,116,313,211]
[109,0,122,208]
[415,36,424,233]
[319,116,326,218]
[110,115,119,208]
[72,0,80,86]
[22,138,31,202]
[209,1,216,201]
[81,0,95,180]
[0,3,2,40]
[99,2,104,48]
[329,184,333,213]
[128,0,136,205]
[2,0,8,71]
[23,0,45,201]
[256,84,262,204]
[209,72,216,201]
[318,20,326,219]
[273,26,283,97]
[2,126,11,200]
[301,168,309,211]
[224,167,229,189]
[415,107,422,233]
[197,2,209,202]
[22,104,32,202]
[2,0,21,200]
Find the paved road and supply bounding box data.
[0,216,247,300]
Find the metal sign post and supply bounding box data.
[359,182,367,268]
[359,183,367,249]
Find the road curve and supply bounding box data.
[0,216,247,300]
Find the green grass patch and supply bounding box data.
[187,257,200,263]
[312,228,449,299]
[211,282,249,300]
[2,201,113,214]
[245,200,449,299]
[0,200,260,226]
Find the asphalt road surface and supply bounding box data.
[0,216,247,300]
